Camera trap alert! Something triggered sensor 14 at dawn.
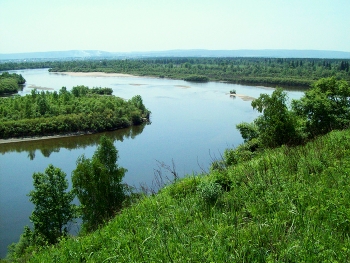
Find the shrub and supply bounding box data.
[197,180,223,205]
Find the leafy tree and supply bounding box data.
[28,164,76,245]
[251,88,299,148]
[292,77,350,137]
[72,136,127,232]
[236,122,259,143]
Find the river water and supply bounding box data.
[0,69,304,257]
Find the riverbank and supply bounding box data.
[20,129,350,262]
[52,72,139,78]
[0,132,92,144]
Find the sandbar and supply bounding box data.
[51,72,138,78]
[27,84,54,90]
[175,85,190,89]
[0,132,92,145]
[229,93,256,101]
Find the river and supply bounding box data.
[0,68,304,257]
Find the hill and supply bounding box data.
[1,49,350,61]
[12,128,350,262]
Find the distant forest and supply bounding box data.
[1,57,349,87]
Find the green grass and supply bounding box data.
[11,129,350,262]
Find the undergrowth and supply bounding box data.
[8,129,350,262]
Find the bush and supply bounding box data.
[197,180,223,205]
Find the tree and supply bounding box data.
[251,88,299,148]
[236,122,259,143]
[292,77,350,137]
[28,164,75,245]
[72,136,127,232]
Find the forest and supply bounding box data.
[1,57,349,87]
[0,86,150,139]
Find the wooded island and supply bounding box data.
[0,85,150,139]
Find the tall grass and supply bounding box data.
[14,129,350,262]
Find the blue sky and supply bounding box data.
[1,0,349,53]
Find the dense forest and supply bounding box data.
[0,86,150,139]
[1,57,350,87]
[0,72,25,95]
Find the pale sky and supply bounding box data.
[1,0,349,54]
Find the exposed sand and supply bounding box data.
[229,93,256,101]
[0,132,93,145]
[51,72,138,78]
[175,85,190,89]
[130,83,146,86]
[27,84,54,90]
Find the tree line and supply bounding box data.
[0,86,150,138]
[1,57,350,87]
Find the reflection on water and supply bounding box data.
[0,124,147,160]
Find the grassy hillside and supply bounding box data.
[9,129,350,262]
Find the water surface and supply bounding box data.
[0,69,303,257]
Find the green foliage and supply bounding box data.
[3,57,350,88]
[6,226,33,261]
[164,176,200,198]
[292,77,350,136]
[236,122,259,142]
[183,75,209,82]
[72,136,127,232]
[197,179,223,205]
[252,88,300,147]
[0,72,25,95]
[234,77,350,154]
[28,164,76,245]
[22,129,350,262]
[0,87,150,138]
[229,89,236,94]
[0,78,18,94]
[71,85,113,97]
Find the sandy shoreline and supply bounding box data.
[51,72,139,78]
[0,132,92,145]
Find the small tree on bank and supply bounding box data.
[251,88,300,148]
[72,136,127,232]
[28,164,76,245]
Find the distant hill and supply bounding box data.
[1,49,350,61]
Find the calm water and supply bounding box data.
[0,69,303,257]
